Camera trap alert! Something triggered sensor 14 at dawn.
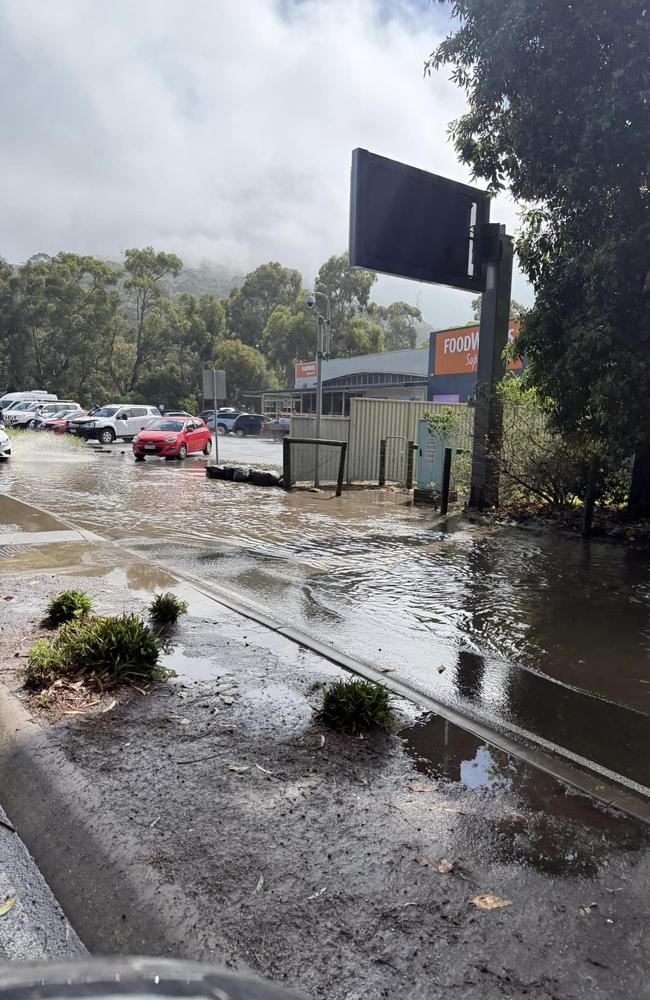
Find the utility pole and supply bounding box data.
[469,224,514,509]
[305,292,331,488]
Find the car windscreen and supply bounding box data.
[92,406,120,417]
[145,419,185,432]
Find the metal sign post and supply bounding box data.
[348,148,513,510]
[469,225,514,508]
[202,368,226,465]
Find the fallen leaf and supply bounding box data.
[407,782,437,793]
[378,666,395,674]
[471,894,512,911]
[68,680,85,691]
[437,665,446,673]
[179,718,190,726]
[0,897,17,917]
[255,875,264,893]
[579,903,598,916]
[2,596,14,601]
[255,764,274,775]
[307,886,327,900]
[319,734,326,748]
[418,856,432,867]
[228,765,250,774]
[102,698,117,713]
[437,858,454,874]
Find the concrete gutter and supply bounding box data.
[0,687,224,960]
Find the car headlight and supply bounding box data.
[164,436,177,443]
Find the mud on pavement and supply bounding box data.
[1,569,650,1000]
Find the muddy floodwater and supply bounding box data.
[2,434,649,787]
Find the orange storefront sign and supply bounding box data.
[434,322,522,376]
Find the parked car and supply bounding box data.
[0,428,10,460]
[30,405,80,430]
[200,408,241,434]
[231,413,266,437]
[26,401,80,428]
[41,409,89,433]
[266,415,290,439]
[132,416,212,461]
[163,410,193,418]
[3,401,47,427]
[69,404,160,444]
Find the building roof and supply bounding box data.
[321,345,430,381]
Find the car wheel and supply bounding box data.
[134,455,145,462]
[235,429,245,438]
[217,424,226,436]
[203,439,212,455]
[178,443,187,460]
[99,428,115,445]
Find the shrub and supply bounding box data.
[319,678,394,735]
[148,592,189,626]
[55,615,162,683]
[44,590,94,627]
[24,639,64,690]
[24,614,168,691]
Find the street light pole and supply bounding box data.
[305,292,330,489]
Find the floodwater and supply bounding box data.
[1,433,649,788]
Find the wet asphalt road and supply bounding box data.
[1,433,649,792]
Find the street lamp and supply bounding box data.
[304,291,331,487]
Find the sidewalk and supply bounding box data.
[0,494,649,998]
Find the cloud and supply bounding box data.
[0,0,531,327]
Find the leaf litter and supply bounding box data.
[471,894,512,910]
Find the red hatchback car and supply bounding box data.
[132,417,212,461]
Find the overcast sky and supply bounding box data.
[0,0,531,328]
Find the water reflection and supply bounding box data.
[400,714,648,875]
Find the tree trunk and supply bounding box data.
[628,443,650,518]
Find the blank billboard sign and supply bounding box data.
[349,149,489,293]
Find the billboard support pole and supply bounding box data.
[212,369,219,466]
[469,225,513,509]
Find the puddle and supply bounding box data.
[400,713,649,875]
[74,563,178,593]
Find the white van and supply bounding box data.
[0,391,58,411]
[69,404,160,444]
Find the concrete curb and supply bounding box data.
[0,686,224,959]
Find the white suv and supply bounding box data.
[7,400,80,428]
[69,404,160,444]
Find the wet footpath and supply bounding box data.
[0,494,649,999]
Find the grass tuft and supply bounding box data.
[44,590,93,627]
[24,614,163,690]
[319,677,394,735]
[149,592,188,626]
[24,639,65,689]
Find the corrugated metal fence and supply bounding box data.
[347,398,473,483]
[289,400,474,484]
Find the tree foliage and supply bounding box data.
[0,246,424,409]
[430,0,650,507]
[225,262,302,348]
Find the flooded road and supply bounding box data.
[2,434,649,789]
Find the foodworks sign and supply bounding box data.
[434,323,522,375]
[294,361,317,389]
